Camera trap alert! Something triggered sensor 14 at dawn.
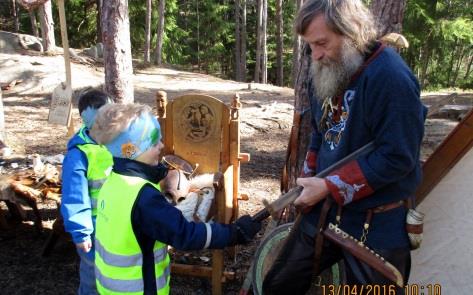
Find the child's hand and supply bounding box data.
[76,240,92,253]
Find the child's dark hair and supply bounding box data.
[78,90,113,115]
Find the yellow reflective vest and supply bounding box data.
[95,172,170,294]
[76,127,113,217]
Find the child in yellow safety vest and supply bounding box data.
[90,103,262,294]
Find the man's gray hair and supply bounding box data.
[295,0,378,53]
[90,103,152,145]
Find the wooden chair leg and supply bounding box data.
[25,198,43,233]
[211,249,223,295]
[42,230,60,256]
[42,214,65,256]
[4,200,26,223]
[0,204,8,229]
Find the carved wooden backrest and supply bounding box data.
[160,94,231,174]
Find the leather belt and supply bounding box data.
[372,200,405,214]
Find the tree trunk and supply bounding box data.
[13,0,20,32]
[235,0,241,81]
[29,9,39,37]
[292,0,303,87]
[240,0,247,82]
[261,0,268,84]
[144,0,152,64]
[370,0,406,36]
[464,53,473,80]
[0,89,5,144]
[419,46,432,88]
[254,0,263,83]
[154,0,165,65]
[38,0,55,52]
[96,0,102,42]
[275,0,283,86]
[196,1,200,72]
[102,0,134,104]
[446,39,458,88]
[451,45,466,87]
[283,44,313,190]
[418,0,437,88]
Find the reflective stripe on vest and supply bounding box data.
[89,178,107,190]
[95,173,170,294]
[76,127,113,216]
[95,239,167,267]
[95,263,171,293]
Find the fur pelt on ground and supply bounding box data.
[174,173,215,223]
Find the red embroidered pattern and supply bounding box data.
[325,160,374,205]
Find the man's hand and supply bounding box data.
[76,240,92,253]
[294,177,330,213]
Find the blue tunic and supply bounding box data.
[301,43,427,249]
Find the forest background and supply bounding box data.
[1,0,472,92]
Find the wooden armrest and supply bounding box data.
[238,193,249,201]
[238,153,250,163]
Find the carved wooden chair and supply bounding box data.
[156,91,250,295]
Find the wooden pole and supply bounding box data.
[57,0,71,86]
[57,0,74,135]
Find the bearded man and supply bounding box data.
[263,0,427,294]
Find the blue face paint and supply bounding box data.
[80,107,99,129]
[105,113,161,159]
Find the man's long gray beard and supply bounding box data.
[311,40,364,100]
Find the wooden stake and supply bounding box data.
[57,0,74,134]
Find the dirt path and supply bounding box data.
[0,49,472,294]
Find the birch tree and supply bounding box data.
[235,0,242,81]
[292,0,304,86]
[254,0,267,83]
[261,0,268,84]
[96,0,102,42]
[275,0,284,86]
[144,0,152,63]
[154,0,165,65]
[240,0,247,82]
[254,0,263,83]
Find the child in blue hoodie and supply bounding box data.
[60,90,113,295]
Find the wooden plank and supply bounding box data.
[163,100,174,155]
[212,249,224,295]
[229,117,240,223]
[221,106,230,169]
[223,166,234,224]
[171,263,235,281]
[415,108,473,204]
